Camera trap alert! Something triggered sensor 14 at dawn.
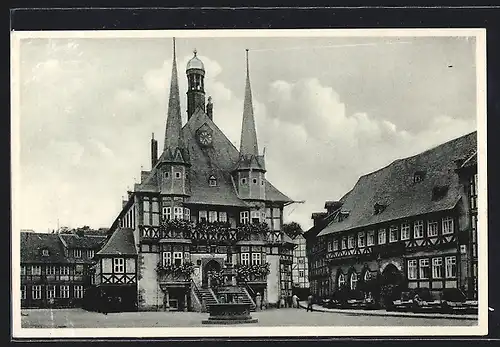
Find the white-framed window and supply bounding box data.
[401,223,410,240]
[113,258,124,273]
[240,211,249,224]
[209,175,217,187]
[46,265,56,275]
[408,260,418,280]
[378,229,386,244]
[389,226,398,242]
[42,249,49,256]
[21,285,26,300]
[327,241,333,252]
[199,210,207,222]
[74,249,82,258]
[162,207,171,220]
[333,239,339,251]
[364,271,371,281]
[173,252,183,266]
[219,212,227,223]
[432,257,443,278]
[442,217,454,235]
[350,272,358,290]
[74,285,84,299]
[413,220,424,239]
[162,252,172,266]
[348,235,355,249]
[367,231,375,246]
[419,258,430,279]
[445,256,457,278]
[252,253,261,265]
[428,221,438,237]
[32,265,41,276]
[60,266,70,275]
[174,207,183,220]
[341,237,348,250]
[184,252,191,263]
[241,253,250,265]
[338,273,346,288]
[175,171,181,179]
[299,270,304,277]
[358,232,366,247]
[60,285,70,299]
[87,249,95,259]
[21,266,26,276]
[183,207,190,221]
[143,199,151,225]
[32,285,42,300]
[47,285,56,299]
[208,211,218,223]
[251,210,261,224]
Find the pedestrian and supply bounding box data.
[101,293,108,315]
[306,293,314,312]
[292,294,299,308]
[255,292,262,311]
[279,295,285,309]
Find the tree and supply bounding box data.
[283,222,303,239]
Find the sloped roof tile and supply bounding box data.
[97,228,137,256]
[317,131,477,237]
[21,232,68,264]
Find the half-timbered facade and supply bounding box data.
[20,231,106,308]
[305,132,478,302]
[91,40,296,312]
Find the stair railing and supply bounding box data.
[190,279,204,311]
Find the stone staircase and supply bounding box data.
[197,288,218,312]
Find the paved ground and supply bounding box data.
[21,307,477,328]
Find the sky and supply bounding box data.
[15,33,478,232]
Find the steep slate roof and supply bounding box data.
[21,232,68,264]
[317,131,477,237]
[59,234,107,249]
[135,107,292,205]
[97,228,137,256]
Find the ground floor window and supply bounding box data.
[47,285,56,299]
[21,285,26,300]
[32,285,42,300]
[60,285,70,299]
[74,285,84,299]
[350,272,358,290]
[445,256,457,278]
[338,273,346,287]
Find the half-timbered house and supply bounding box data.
[89,40,296,312]
[305,131,478,303]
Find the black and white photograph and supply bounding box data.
[11,28,487,337]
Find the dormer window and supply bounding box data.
[432,185,449,201]
[208,175,217,187]
[338,210,350,222]
[41,249,49,256]
[374,203,386,215]
[413,171,426,183]
[74,249,82,258]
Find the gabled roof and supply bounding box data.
[58,234,107,249]
[97,228,137,256]
[317,131,477,237]
[21,232,68,264]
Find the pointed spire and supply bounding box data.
[239,49,259,156]
[164,37,183,151]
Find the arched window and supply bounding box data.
[338,273,345,288]
[350,272,358,290]
[364,270,371,282]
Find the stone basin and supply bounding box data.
[202,303,258,324]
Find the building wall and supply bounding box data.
[266,254,280,304]
[138,252,163,310]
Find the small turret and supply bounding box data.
[186,49,206,120]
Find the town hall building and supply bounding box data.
[88,39,296,312]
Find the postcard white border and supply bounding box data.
[11,28,488,338]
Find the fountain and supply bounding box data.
[202,264,258,325]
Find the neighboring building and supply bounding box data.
[20,231,106,308]
[291,233,309,298]
[305,132,478,303]
[90,40,296,312]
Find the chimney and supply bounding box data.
[206,96,213,120]
[151,133,158,169]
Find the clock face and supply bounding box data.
[198,131,213,146]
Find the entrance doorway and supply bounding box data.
[381,263,404,307]
[203,259,221,288]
